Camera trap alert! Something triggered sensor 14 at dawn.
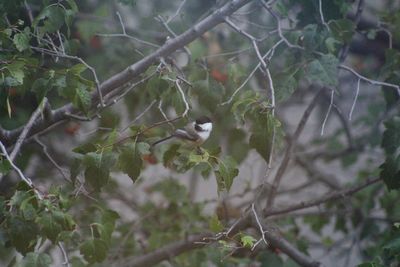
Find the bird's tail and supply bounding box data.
[151,135,174,147]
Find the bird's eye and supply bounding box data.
[195,124,202,131]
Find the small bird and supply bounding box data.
[152,116,213,147]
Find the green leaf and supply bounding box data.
[99,209,119,245]
[0,157,12,174]
[380,155,400,190]
[249,112,275,162]
[163,143,181,168]
[209,215,223,233]
[20,252,52,267]
[146,76,169,99]
[380,117,400,190]
[188,150,209,164]
[83,152,116,191]
[74,84,91,113]
[13,31,30,52]
[33,6,65,35]
[36,212,62,243]
[241,235,257,248]
[118,143,144,183]
[329,19,355,43]
[383,237,400,258]
[8,216,38,255]
[231,91,259,124]
[382,117,400,155]
[80,238,108,264]
[214,156,238,192]
[32,78,51,101]
[6,60,25,84]
[307,54,339,87]
[188,40,207,61]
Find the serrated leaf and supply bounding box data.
[241,235,257,248]
[118,143,143,183]
[33,6,65,35]
[188,150,209,164]
[163,143,181,168]
[307,54,339,87]
[214,156,238,192]
[80,238,108,264]
[8,216,38,255]
[36,212,62,243]
[20,252,52,267]
[329,19,355,43]
[146,76,169,99]
[74,84,91,113]
[231,91,259,124]
[83,152,116,191]
[13,32,30,52]
[6,60,25,84]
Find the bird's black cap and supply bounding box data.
[195,116,212,124]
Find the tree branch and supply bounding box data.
[265,177,381,217]
[2,0,252,148]
[129,233,213,267]
[265,88,324,209]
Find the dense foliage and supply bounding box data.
[1,0,400,266]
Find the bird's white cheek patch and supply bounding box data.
[201,122,213,132]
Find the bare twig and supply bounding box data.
[265,177,381,217]
[266,89,323,209]
[251,203,268,247]
[58,242,70,267]
[349,79,361,121]
[320,89,334,136]
[0,141,42,199]
[120,100,157,133]
[2,0,252,147]
[318,0,330,31]
[339,64,400,95]
[175,80,190,117]
[34,136,70,182]
[220,39,284,105]
[158,100,175,130]
[129,233,213,267]
[10,98,47,162]
[97,12,159,48]
[166,0,187,24]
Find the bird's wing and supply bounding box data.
[173,127,199,141]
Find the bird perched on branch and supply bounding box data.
[152,116,213,147]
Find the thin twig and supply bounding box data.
[34,136,70,182]
[10,98,47,162]
[251,203,268,247]
[266,89,323,209]
[0,141,42,199]
[349,78,361,121]
[175,80,190,117]
[265,177,381,217]
[321,89,334,136]
[120,100,157,132]
[318,0,330,31]
[58,242,71,267]
[339,64,400,95]
[97,12,159,48]
[166,0,187,24]
[158,100,175,130]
